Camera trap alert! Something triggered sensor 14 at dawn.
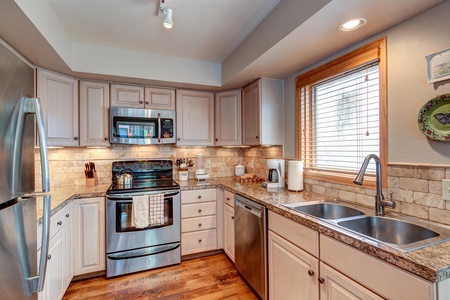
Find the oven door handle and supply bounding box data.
[107,243,180,260]
[107,190,180,200]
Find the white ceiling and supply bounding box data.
[0,0,446,89]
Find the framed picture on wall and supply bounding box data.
[426,48,450,83]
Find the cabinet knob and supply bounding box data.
[231,216,235,220]
[256,135,259,139]
[47,254,52,260]
[145,101,149,105]
[318,277,325,284]
[198,223,202,227]
[226,197,230,201]
[177,138,181,141]
[198,209,202,213]
[308,270,314,276]
[66,213,70,218]
[74,137,79,141]
[104,137,109,141]
[198,239,202,243]
[57,221,62,226]
[215,138,218,141]
[197,195,202,199]
[139,101,144,104]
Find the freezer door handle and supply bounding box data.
[28,194,51,293]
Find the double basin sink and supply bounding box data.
[283,202,450,252]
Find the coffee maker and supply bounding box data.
[265,159,285,188]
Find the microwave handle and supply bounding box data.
[157,112,161,143]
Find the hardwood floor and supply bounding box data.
[63,254,258,300]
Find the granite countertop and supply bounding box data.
[41,177,450,283]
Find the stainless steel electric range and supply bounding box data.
[106,159,180,277]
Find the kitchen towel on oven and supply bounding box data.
[131,195,150,228]
[149,194,164,226]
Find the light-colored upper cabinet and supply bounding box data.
[37,69,79,147]
[110,84,145,108]
[176,89,214,146]
[79,81,110,147]
[215,89,242,146]
[242,78,283,146]
[145,87,175,110]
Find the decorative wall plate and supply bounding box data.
[418,94,450,141]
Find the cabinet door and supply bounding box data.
[145,87,175,110]
[320,263,383,300]
[73,197,106,276]
[214,89,242,146]
[242,80,261,145]
[37,69,79,146]
[268,230,319,300]
[63,205,73,288]
[79,81,110,147]
[110,84,144,108]
[223,204,235,262]
[38,228,65,300]
[176,89,214,146]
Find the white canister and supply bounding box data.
[235,164,245,176]
[288,160,303,191]
[178,170,189,181]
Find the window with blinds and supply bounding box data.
[296,37,387,187]
[301,62,379,174]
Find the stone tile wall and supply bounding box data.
[304,164,450,226]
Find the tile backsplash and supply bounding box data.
[36,146,449,226]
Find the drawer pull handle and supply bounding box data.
[231,216,235,220]
[318,277,325,284]
[57,221,62,226]
[198,239,202,243]
[47,254,52,260]
[198,209,202,213]
[198,223,202,227]
[308,270,314,276]
[197,195,202,199]
[66,213,70,218]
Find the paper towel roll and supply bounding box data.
[288,160,303,191]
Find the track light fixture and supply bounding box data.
[157,0,174,29]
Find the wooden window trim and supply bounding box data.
[296,37,387,189]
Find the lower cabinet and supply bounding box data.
[72,197,106,276]
[268,230,319,300]
[222,189,235,262]
[181,189,218,255]
[38,203,72,300]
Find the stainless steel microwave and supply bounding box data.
[110,107,176,145]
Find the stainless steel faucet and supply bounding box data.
[353,154,396,216]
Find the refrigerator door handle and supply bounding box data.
[20,97,52,293]
[28,195,51,293]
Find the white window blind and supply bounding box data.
[300,61,380,174]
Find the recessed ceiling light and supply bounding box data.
[338,18,366,31]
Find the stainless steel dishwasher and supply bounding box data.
[235,194,267,300]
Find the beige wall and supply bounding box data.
[282,1,450,225]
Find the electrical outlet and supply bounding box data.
[442,179,450,200]
[205,160,211,169]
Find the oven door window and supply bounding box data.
[116,197,173,232]
[113,117,158,139]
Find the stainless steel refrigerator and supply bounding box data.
[0,39,51,299]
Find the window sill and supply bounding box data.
[304,170,377,189]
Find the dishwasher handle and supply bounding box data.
[236,198,264,218]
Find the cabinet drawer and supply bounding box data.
[38,203,72,250]
[181,229,217,255]
[181,189,216,204]
[223,190,235,208]
[320,235,435,300]
[182,215,217,233]
[181,202,217,218]
[268,211,318,257]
